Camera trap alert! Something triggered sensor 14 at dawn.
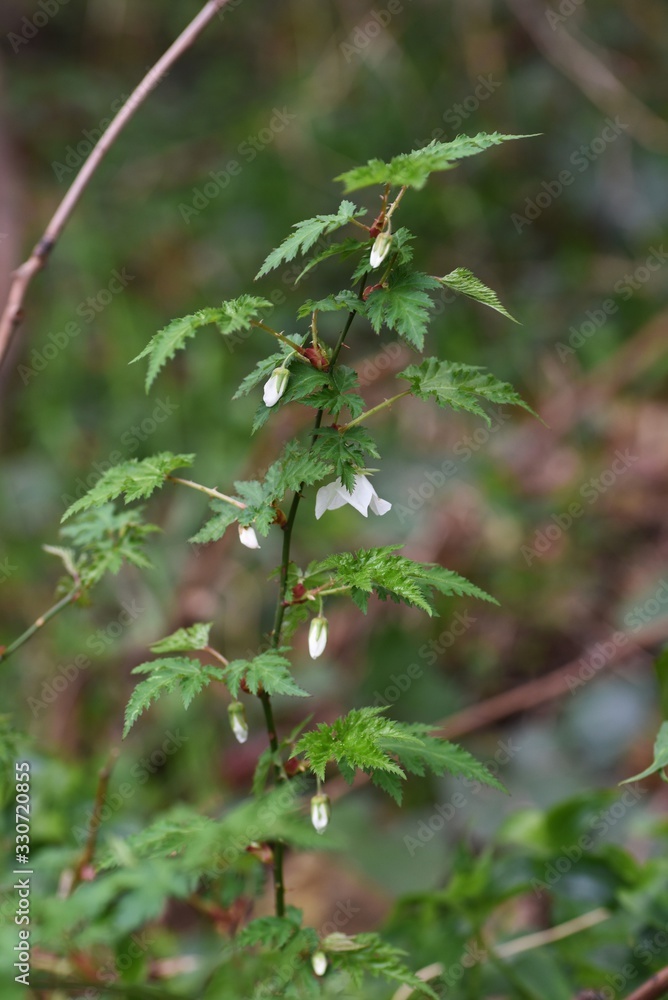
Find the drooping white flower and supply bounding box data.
[311,950,328,976]
[315,474,391,520]
[369,223,392,268]
[238,524,260,549]
[263,366,290,407]
[311,793,331,834]
[228,701,249,744]
[308,616,328,659]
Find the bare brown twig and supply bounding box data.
[504,0,668,152]
[624,966,668,1000]
[0,0,232,371]
[68,747,120,893]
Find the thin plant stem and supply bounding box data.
[0,0,233,370]
[0,590,79,665]
[69,748,120,893]
[204,645,229,667]
[339,390,411,432]
[251,321,307,355]
[262,275,367,917]
[167,476,246,509]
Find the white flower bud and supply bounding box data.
[263,366,290,407]
[238,524,260,550]
[369,224,392,268]
[228,701,249,744]
[311,793,330,834]
[308,616,328,659]
[311,950,328,976]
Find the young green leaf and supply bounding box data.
[124,656,225,736]
[313,545,495,616]
[237,909,302,950]
[399,358,535,425]
[255,201,366,278]
[310,427,380,493]
[189,499,240,545]
[62,453,194,521]
[296,290,362,319]
[436,267,517,321]
[132,296,273,391]
[295,238,367,285]
[381,723,507,793]
[302,366,365,420]
[293,706,416,782]
[364,267,440,350]
[223,651,309,699]
[336,132,532,192]
[150,622,213,654]
[325,931,439,997]
[59,504,160,588]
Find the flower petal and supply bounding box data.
[345,474,374,516]
[315,481,346,519]
[369,494,392,516]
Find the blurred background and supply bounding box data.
[1,1,668,996]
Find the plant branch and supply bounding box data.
[0,589,79,665]
[339,390,411,432]
[0,0,233,371]
[167,476,246,509]
[251,321,307,355]
[261,275,367,918]
[68,748,120,894]
[390,907,612,1000]
[204,645,229,668]
[623,966,668,1000]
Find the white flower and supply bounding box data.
[228,701,249,743]
[308,616,328,659]
[263,366,290,407]
[311,793,331,834]
[369,224,392,268]
[315,474,391,520]
[311,951,328,976]
[238,524,260,549]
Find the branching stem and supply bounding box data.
[339,390,411,432]
[167,476,246,509]
[262,275,367,917]
[0,590,79,665]
[0,0,233,370]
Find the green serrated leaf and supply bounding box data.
[62,453,194,521]
[150,622,213,654]
[312,546,495,617]
[296,290,362,319]
[124,657,225,736]
[326,931,438,997]
[381,724,507,793]
[437,267,517,321]
[256,201,366,278]
[364,267,440,350]
[223,651,309,699]
[58,504,159,589]
[293,707,410,782]
[189,499,240,545]
[310,427,380,492]
[295,238,367,285]
[336,132,533,192]
[399,357,535,425]
[131,297,272,391]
